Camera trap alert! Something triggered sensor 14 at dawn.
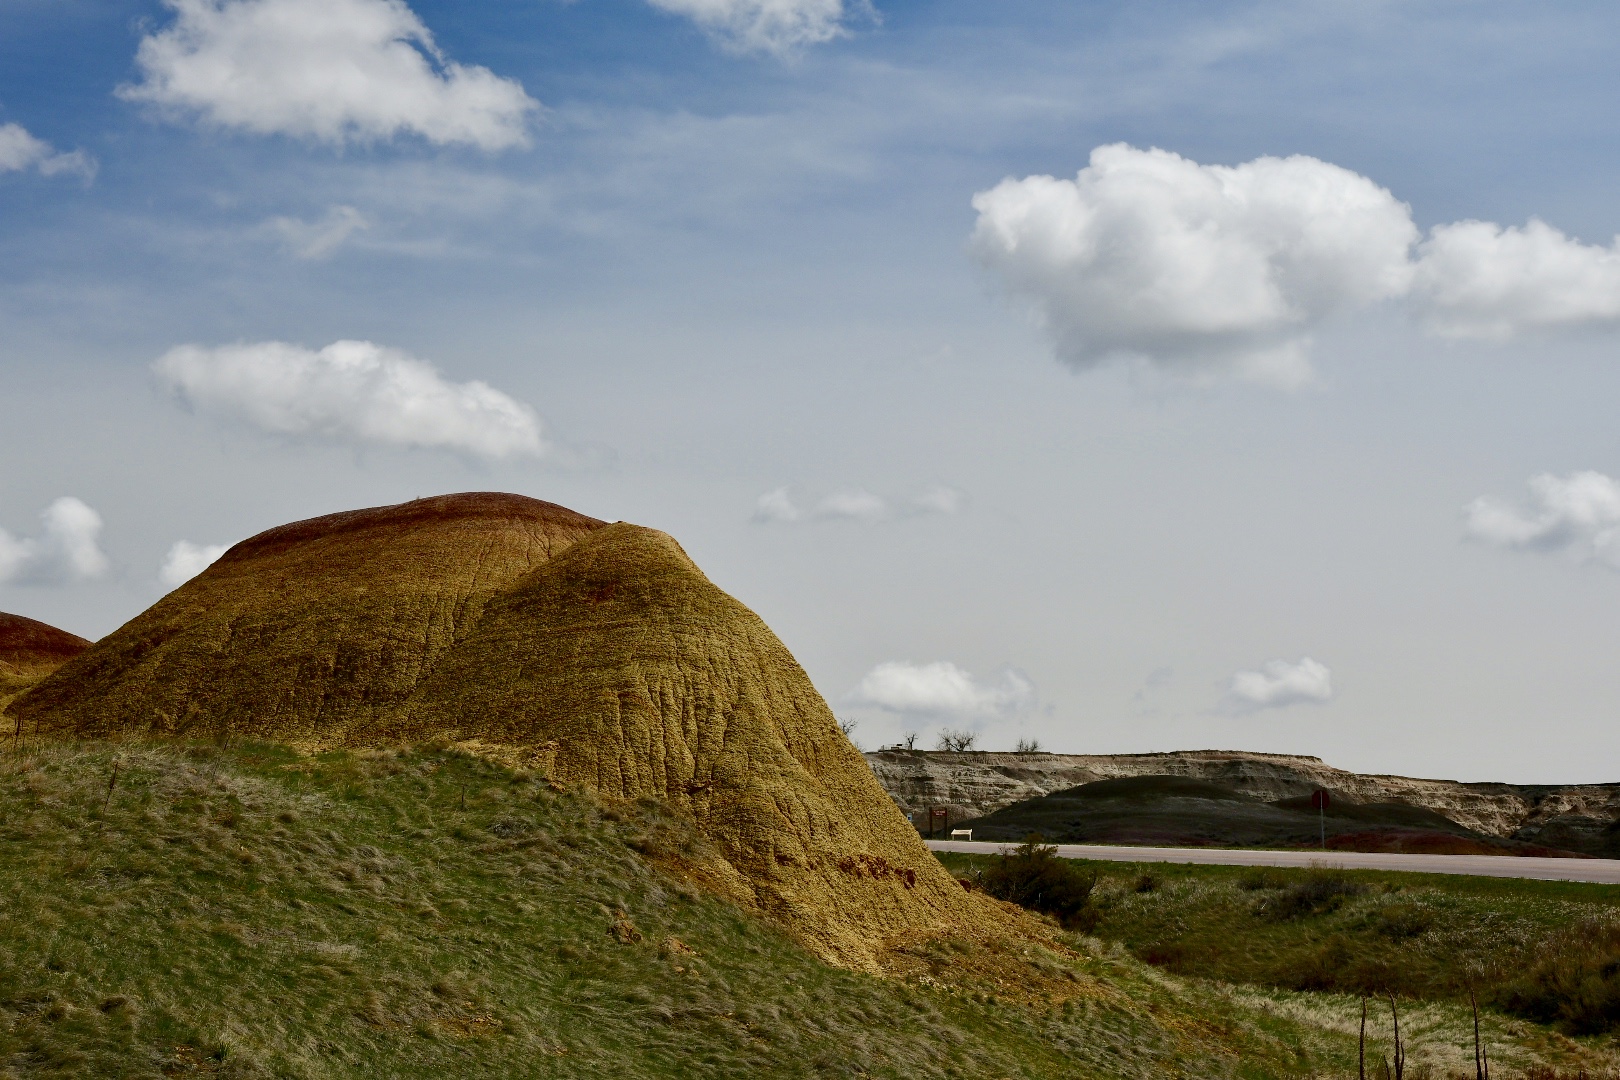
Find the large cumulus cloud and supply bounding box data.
[972,144,1620,383]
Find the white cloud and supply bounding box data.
[119,0,538,150]
[159,541,230,588]
[971,144,1620,383]
[645,0,863,54]
[970,143,1417,385]
[1412,219,1620,339]
[0,498,111,586]
[272,205,369,259]
[848,660,1034,720]
[816,488,887,521]
[0,123,96,180]
[1465,471,1620,567]
[154,339,545,459]
[752,487,802,523]
[752,485,962,523]
[1223,657,1333,714]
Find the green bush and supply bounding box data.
[1496,919,1620,1035]
[978,836,1099,929]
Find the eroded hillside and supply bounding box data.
[5,493,998,970]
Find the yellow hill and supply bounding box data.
[8,493,1001,968]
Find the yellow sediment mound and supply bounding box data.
[12,493,606,744]
[0,612,90,713]
[8,494,1003,968]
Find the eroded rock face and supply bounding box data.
[0,612,89,713]
[7,494,997,968]
[865,749,1620,855]
[412,523,982,968]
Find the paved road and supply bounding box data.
[925,840,1620,884]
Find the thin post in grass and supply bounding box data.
[459,784,466,812]
[1359,994,1367,1080]
[1470,985,1489,1080]
[1388,993,1404,1080]
[101,757,120,815]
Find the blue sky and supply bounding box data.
[5,0,1620,781]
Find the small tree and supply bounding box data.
[1014,737,1042,753]
[979,835,1098,929]
[936,728,976,752]
[836,718,862,751]
[902,732,918,750]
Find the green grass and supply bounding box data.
[939,851,1620,1046]
[0,741,1430,1079]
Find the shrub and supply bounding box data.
[1237,867,1287,891]
[1370,902,1432,940]
[1133,872,1160,894]
[1495,919,1620,1035]
[978,836,1098,929]
[1254,869,1366,921]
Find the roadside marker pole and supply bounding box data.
[1311,789,1330,850]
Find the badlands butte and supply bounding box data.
[3,492,997,972]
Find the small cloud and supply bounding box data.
[816,489,887,521]
[0,498,110,586]
[644,0,869,54]
[154,339,545,460]
[0,123,96,181]
[272,205,369,259]
[159,540,230,588]
[848,660,1034,721]
[752,487,802,523]
[1413,220,1620,339]
[752,485,963,524]
[1465,471,1620,567]
[119,0,538,150]
[1222,657,1333,715]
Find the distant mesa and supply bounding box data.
[954,774,1584,857]
[6,492,994,968]
[0,611,90,712]
[870,748,1620,858]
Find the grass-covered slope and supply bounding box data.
[0,741,1379,1079]
[957,775,1578,855]
[941,850,1620,1051]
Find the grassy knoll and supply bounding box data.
[0,742,1428,1079]
[939,850,1620,1056]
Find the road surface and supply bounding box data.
[925,840,1620,884]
